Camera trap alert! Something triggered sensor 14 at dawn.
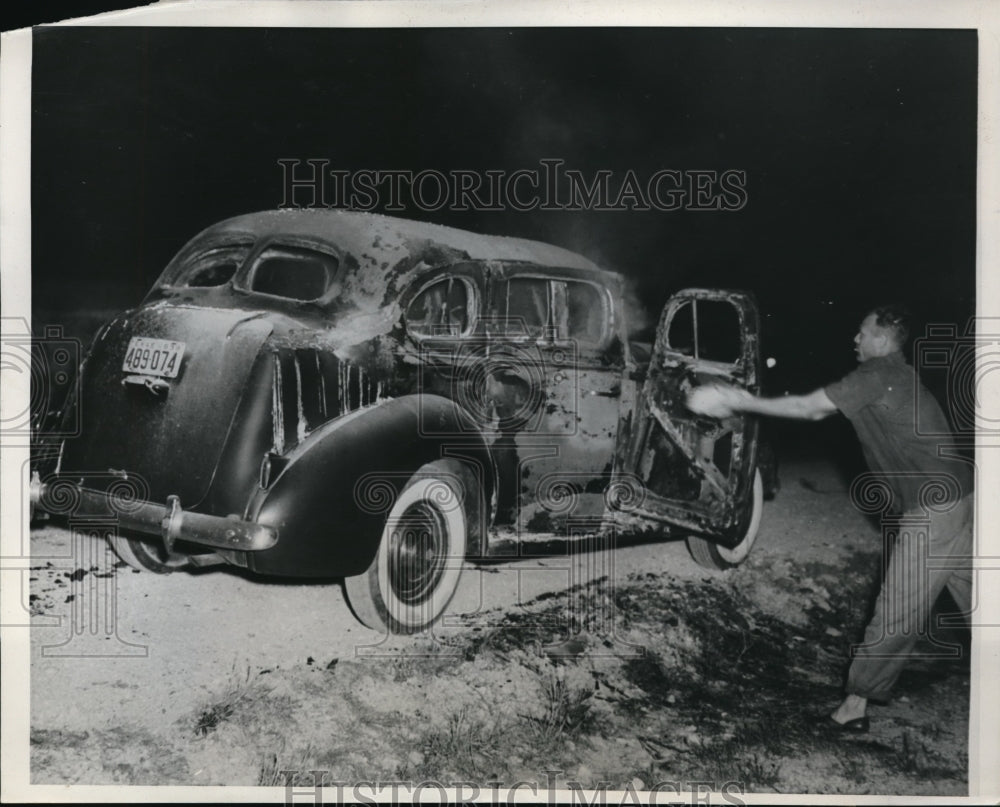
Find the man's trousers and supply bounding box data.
[846,494,974,701]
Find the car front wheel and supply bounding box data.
[686,469,764,570]
[344,461,468,634]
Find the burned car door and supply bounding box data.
[622,288,761,546]
[485,270,622,532]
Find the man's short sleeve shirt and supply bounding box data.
[824,353,971,512]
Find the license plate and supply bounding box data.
[122,337,186,378]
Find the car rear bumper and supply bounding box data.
[31,475,278,553]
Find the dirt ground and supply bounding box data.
[24,457,971,796]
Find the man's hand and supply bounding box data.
[686,384,750,418]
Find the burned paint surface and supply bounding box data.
[43,209,763,579]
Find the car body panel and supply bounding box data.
[246,393,494,577]
[60,305,274,507]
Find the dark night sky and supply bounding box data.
[30,26,977,394]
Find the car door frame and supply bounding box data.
[619,287,761,545]
[481,263,626,530]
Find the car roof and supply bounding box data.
[202,209,615,279]
[157,210,624,349]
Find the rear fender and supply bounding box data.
[245,394,495,577]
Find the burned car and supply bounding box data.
[32,210,765,633]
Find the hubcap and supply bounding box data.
[387,501,448,605]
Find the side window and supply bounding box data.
[564,281,606,343]
[666,299,742,364]
[248,245,340,301]
[503,278,607,343]
[405,277,475,337]
[505,278,550,337]
[172,243,251,288]
[696,300,741,363]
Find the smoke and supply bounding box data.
[621,276,652,337]
[542,216,655,338]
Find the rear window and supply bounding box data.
[172,243,251,288]
[247,245,341,301]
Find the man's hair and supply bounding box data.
[869,303,912,348]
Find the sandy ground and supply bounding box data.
[23,456,972,795]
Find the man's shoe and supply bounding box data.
[813,714,870,733]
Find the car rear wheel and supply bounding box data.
[108,535,190,573]
[686,469,764,570]
[344,461,467,634]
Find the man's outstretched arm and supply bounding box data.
[687,385,839,421]
[737,387,838,421]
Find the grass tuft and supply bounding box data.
[193,664,272,738]
[418,707,505,778]
[520,669,594,750]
